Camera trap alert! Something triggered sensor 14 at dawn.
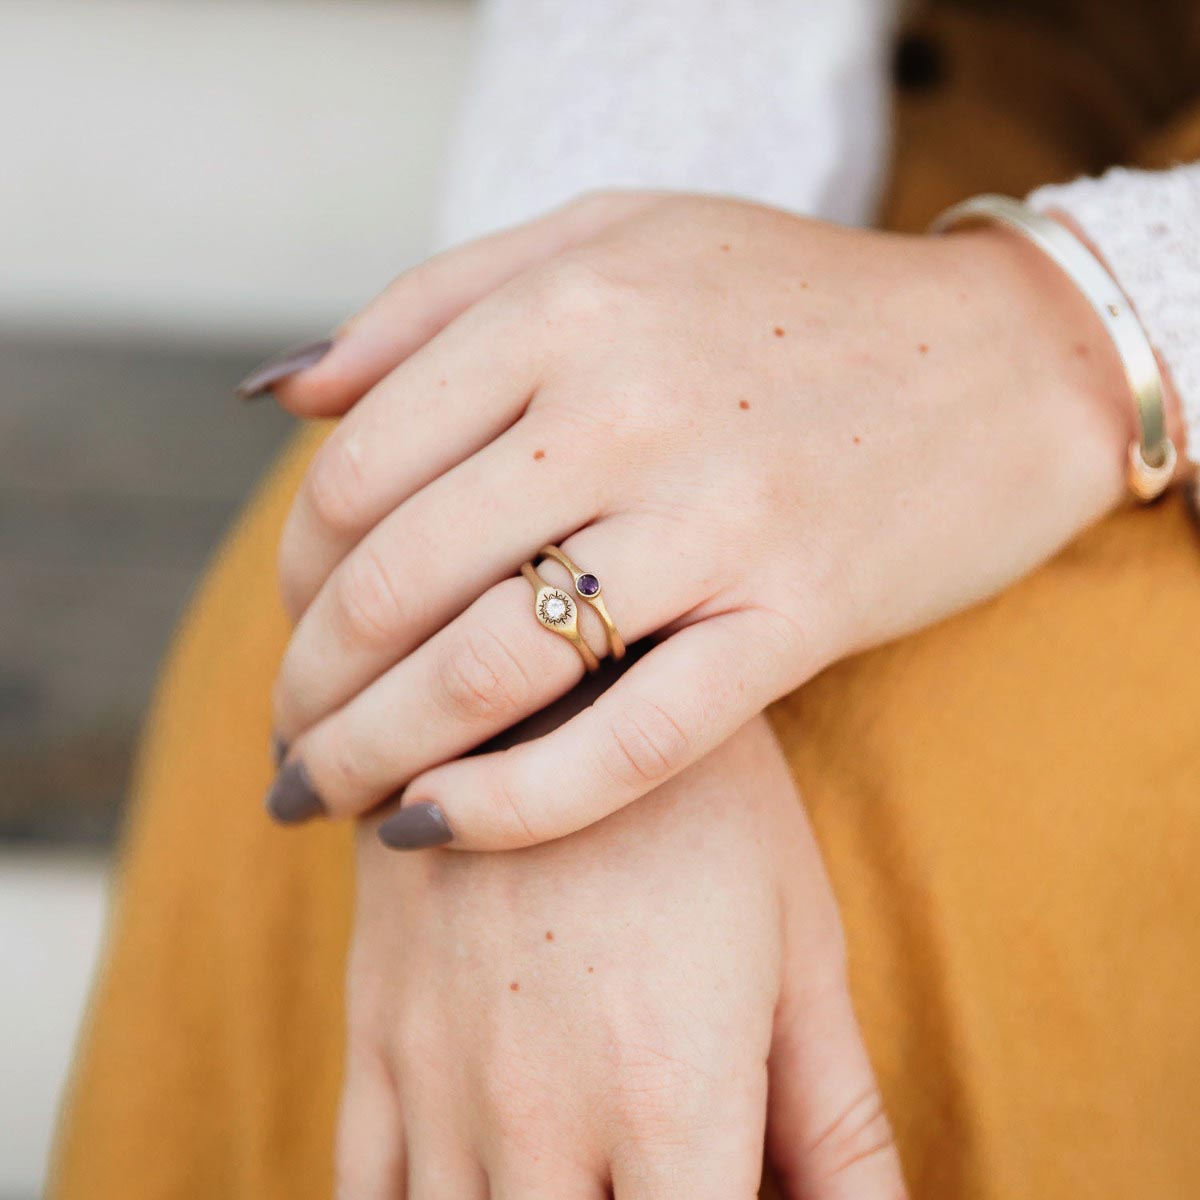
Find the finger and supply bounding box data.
[404,1144,488,1200]
[277,279,546,619]
[402,1096,488,1200]
[390,610,795,851]
[766,914,907,1196]
[269,517,706,826]
[612,1160,761,1200]
[487,1168,609,1200]
[335,1047,406,1200]
[266,191,662,417]
[273,408,604,742]
[607,1095,766,1200]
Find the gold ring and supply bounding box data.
[538,545,626,661]
[521,563,600,672]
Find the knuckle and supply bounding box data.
[535,252,626,322]
[335,546,405,647]
[322,729,378,804]
[478,1044,547,1133]
[599,697,693,791]
[477,761,542,846]
[305,433,368,535]
[605,1025,716,1151]
[389,1005,439,1081]
[275,564,305,631]
[433,626,534,725]
[562,188,620,219]
[269,673,296,739]
[807,1087,898,1182]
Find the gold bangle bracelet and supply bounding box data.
[521,562,600,672]
[539,545,626,661]
[931,194,1177,502]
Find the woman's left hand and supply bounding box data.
[338,715,905,1198]
[264,191,1134,848]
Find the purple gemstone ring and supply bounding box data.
[576,572,601,598]
[537,545,626,661]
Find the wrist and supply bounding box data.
[945,224,1134,515]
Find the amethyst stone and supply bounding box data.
[576,573,601,598]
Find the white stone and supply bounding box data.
[544,596,568,621]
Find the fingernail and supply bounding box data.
[236,338,333,400]
[271,733,289,768]
[264,760,327,825]
[378,803,454,850]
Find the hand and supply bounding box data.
[266,191,1133,847]
[337,715,906,1198]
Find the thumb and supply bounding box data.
[237,190,663,415]
[765,921,907,1197]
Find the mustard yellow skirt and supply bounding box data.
[49,12,1200,1197]
[50,420,1200,1198]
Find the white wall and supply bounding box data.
[0,1,473,345]
[0,853,108,1199]
[0,6,475,1195]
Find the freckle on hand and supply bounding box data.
[533,449,546,461]
[587,966,594,974]
[719,243,731,252]
[545,930,554,941]
[918,343,929,355]
[509,981,520,992]
[738,399,750,411]
[853,435,862,445]
[1073,342,1090,358]
[773,326,786,338]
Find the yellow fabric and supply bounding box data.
[51,429,352,1200]
[51,10,1200,1199]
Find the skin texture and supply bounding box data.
[262,190,1153,850]
[338,715,906,1199]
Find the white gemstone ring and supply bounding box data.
[521,562,600,672]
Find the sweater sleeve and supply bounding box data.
[435,0,897,248]
[1029,164,1200,464]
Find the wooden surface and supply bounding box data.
[1,333,294,842]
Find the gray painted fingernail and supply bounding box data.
[236,338,333,400]
[264,760,327,825]
[271,733,288,768]
[378,803,454,850]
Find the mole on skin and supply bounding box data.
[918,343,930,355]
[773,326,786,338]
[739,400,751,411]
[719,243,731,252]
[510,981,520,992]
[545,930,554,941]
[533,449,546,461]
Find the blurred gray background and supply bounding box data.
[0,3,472,1194]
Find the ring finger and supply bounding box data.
[266,516,711,826]
[273,408,604,743]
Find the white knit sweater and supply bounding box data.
[438,0,1199,463]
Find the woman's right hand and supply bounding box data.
[262,191,1164,853]
[337,714,906,1199]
